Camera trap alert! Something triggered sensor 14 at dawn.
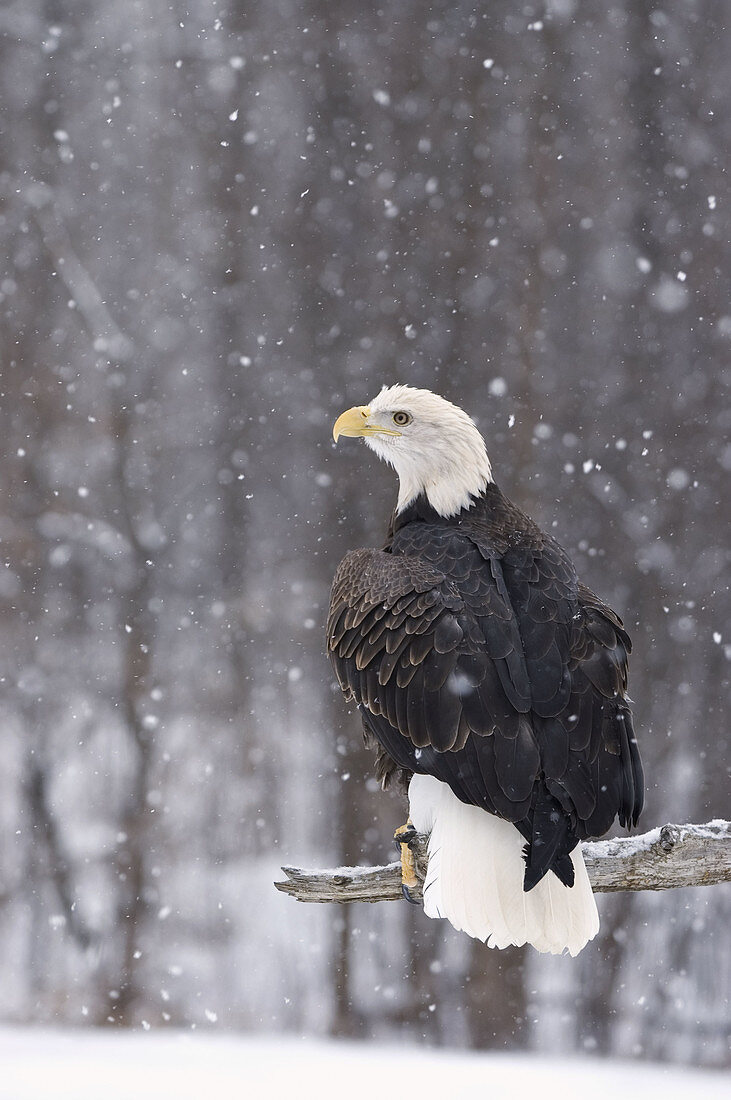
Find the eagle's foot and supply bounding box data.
[394,821,420,904]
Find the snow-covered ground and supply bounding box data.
[0,1028,727,1100]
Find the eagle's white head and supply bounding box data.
[333,384,493,518]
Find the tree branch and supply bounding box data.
[275,820,731,904]
[21,179,135,362]
[26,761,96,949]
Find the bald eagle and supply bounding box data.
[328,385,643,955]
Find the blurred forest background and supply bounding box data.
[0,0,729,1070]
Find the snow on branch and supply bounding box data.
[275,820,731,904]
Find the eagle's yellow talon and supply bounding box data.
[394,819,419,895]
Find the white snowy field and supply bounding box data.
[0,1028,728,1100]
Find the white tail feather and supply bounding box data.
[408,774,600,956]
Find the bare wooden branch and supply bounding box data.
[275,820,731,904]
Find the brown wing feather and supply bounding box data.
[327,538,536,783]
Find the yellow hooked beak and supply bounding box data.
[332,405,371,442]
[332,405,402,443]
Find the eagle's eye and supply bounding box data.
[392,411,412,427]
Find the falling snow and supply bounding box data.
[0,0,727,1076]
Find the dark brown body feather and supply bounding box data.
[327,484,643,890]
